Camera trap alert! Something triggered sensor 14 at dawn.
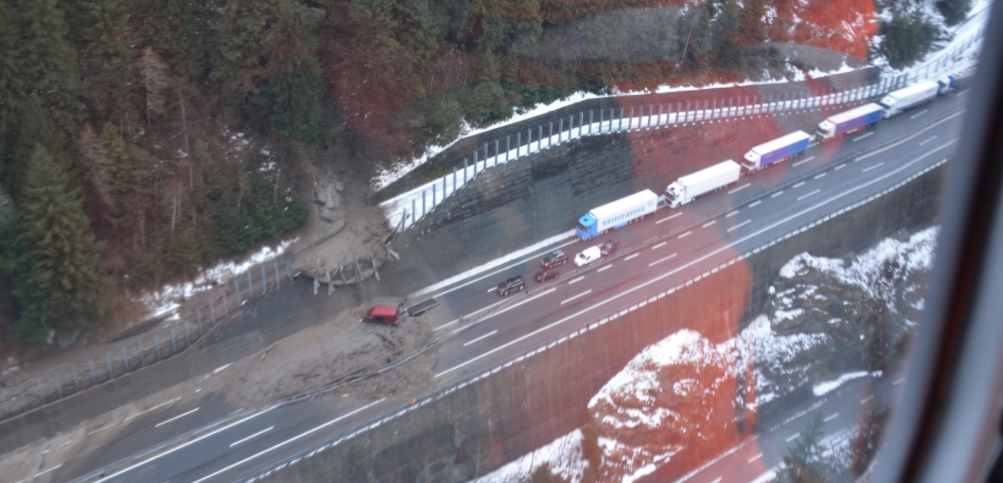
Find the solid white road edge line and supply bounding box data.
[230,426,275,448]
[155,407,200,428]
[433,139,955,379]
[419,231,576,299]
[463,330,499,347]
[190,399,384,483]
[91,405,279,483]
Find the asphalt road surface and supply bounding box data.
[59,86,967,483]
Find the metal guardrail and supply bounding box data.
[0,257,298,423]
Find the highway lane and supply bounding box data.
[429,114,962,382]
[419,92,966,339]
[61,89,966,483]
[658,372,904,483]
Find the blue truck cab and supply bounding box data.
[576,213,600,240]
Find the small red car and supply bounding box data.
[362,305,399,325]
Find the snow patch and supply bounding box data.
[813,371,872,396]
[135,238,297,320]
[473,429,588,483]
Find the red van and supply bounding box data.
[362,305,399,325]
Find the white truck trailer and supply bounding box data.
[665,160,741,208]
[879,80,939,118]
[575,189,658,241]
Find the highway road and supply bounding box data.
[57,86,967,483]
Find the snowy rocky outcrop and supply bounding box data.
[478,227,939,482]
[586,227,938,481]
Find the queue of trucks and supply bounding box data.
[573,75,962,241]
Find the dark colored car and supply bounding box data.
[496,276,526,296]
[534,268,559,283]
[600,239,620,257]
[541,249,568,268]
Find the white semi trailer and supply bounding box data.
[665,160,742,208]
[879,81,939,118]
[575,190,658,241]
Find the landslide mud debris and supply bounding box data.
[202,297,435,408]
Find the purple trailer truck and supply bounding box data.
[742,131,812,172]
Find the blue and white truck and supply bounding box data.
[879,80,939,118]
[576,189,658,241]
[817,103,883,141]
[937,75,958,94]
[665,160,741,208]
[742,131,812,172]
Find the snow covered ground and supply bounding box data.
[135,238,297,321]
[476,226,939,482]
[472,429,589,483]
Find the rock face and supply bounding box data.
[316,179,345,223]
[582,227,938,481]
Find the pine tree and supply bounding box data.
[0,200,50,344]
[16,0,83,143]
[935,0,971,26]
[263,71,326,147]
[19,145,109,334]
[882,10,938,69]
[214,0,325,104]
[781,412,828,483]
[0,0,29,196]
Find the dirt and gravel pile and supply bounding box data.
[202,297,435,407]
